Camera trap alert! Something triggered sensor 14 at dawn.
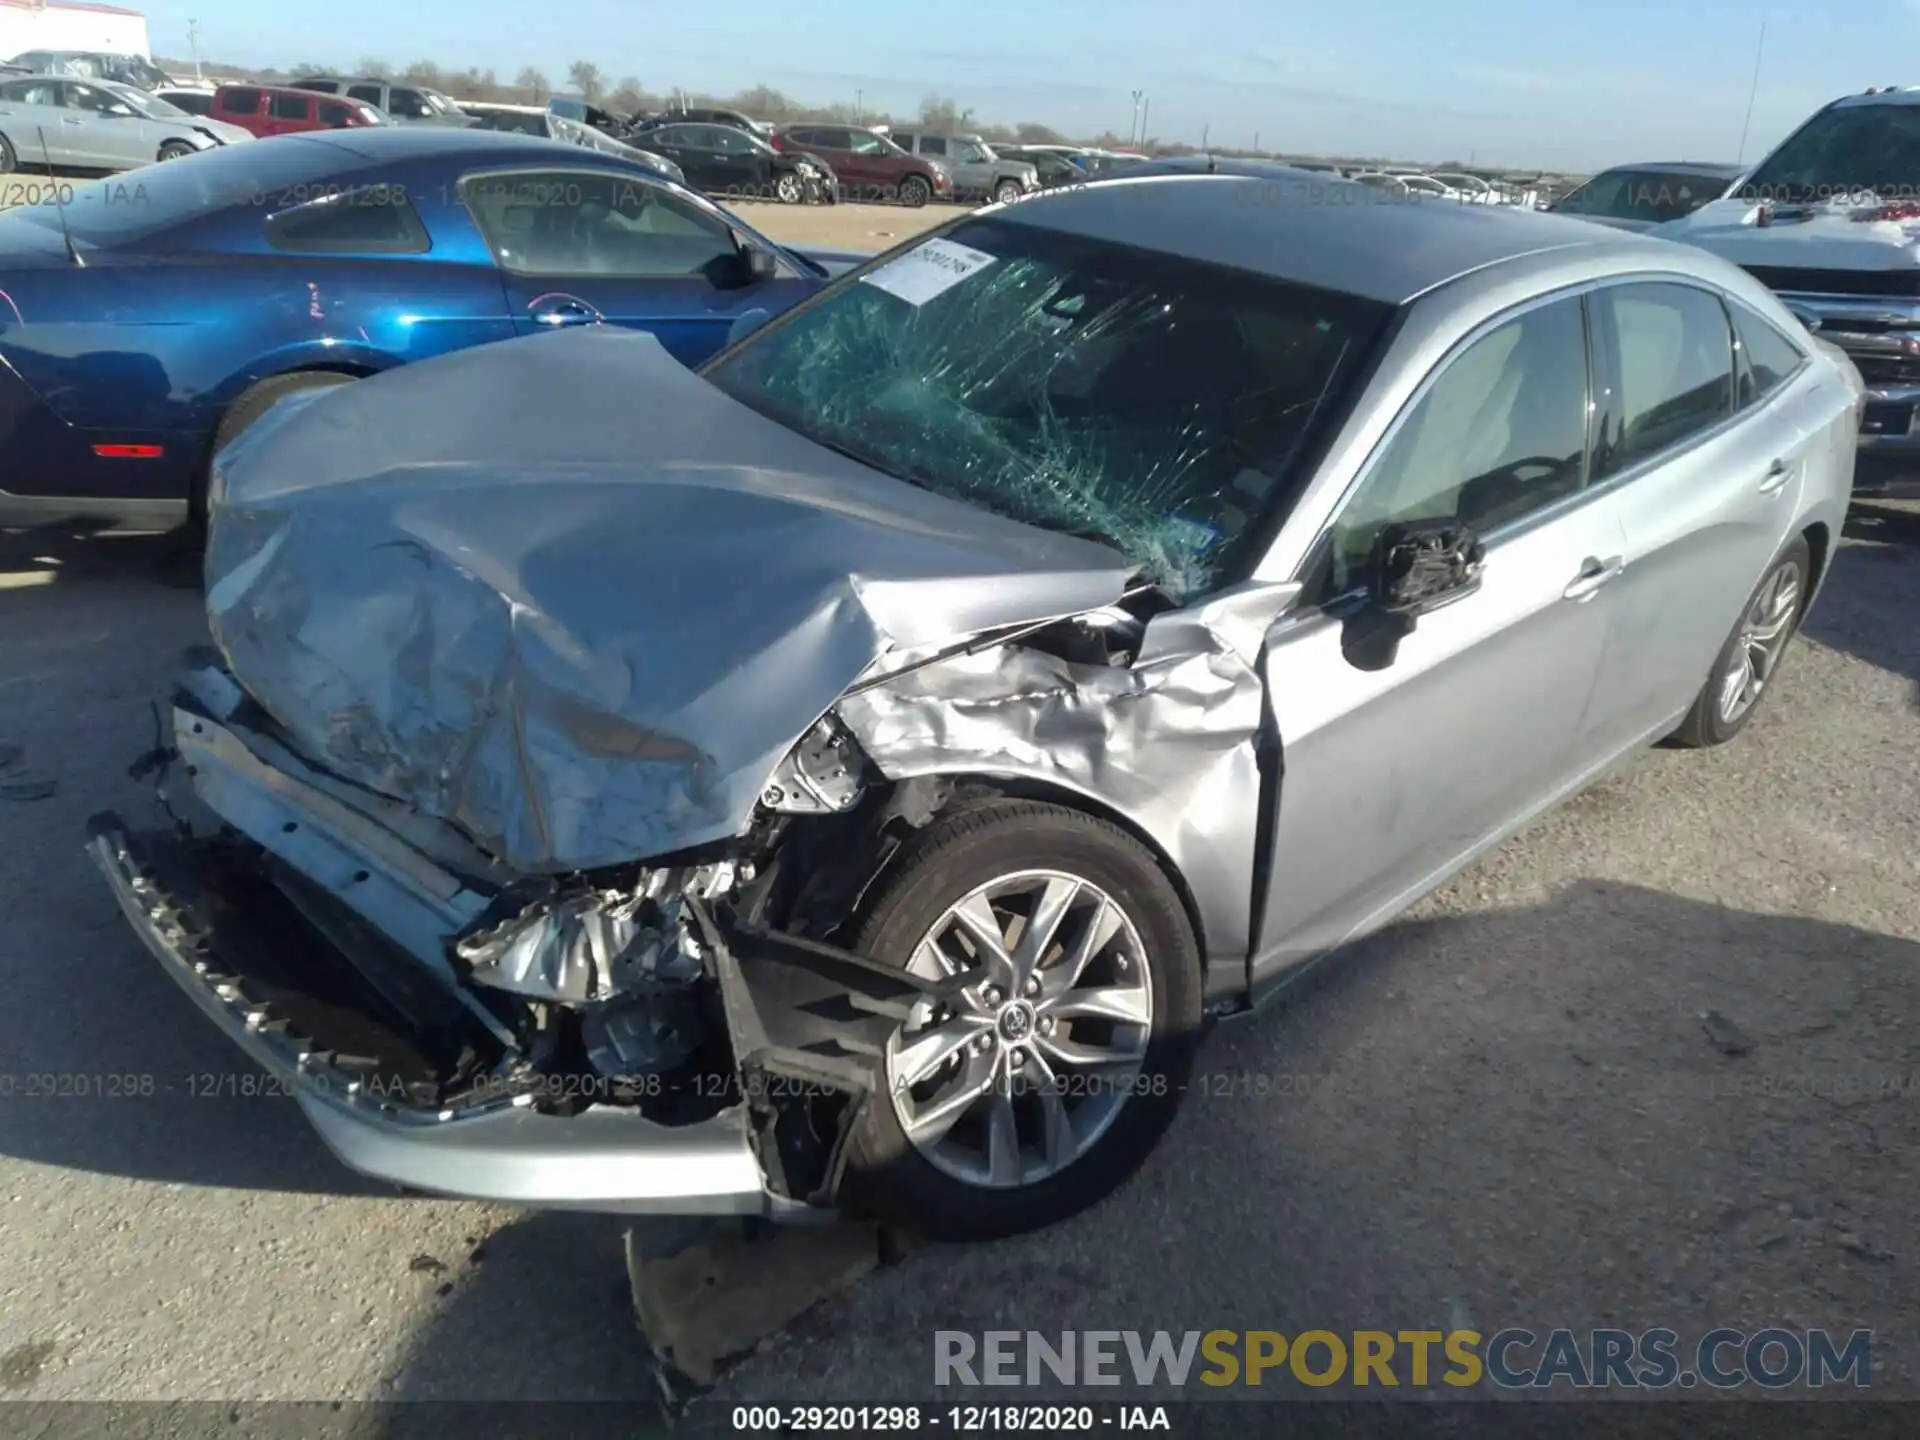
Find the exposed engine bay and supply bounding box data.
[99,577,1274,1212]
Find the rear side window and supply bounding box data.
[295,79,340,93]
[346,83,383,106]
[919,135,948,156]
[221,87,262,115]
[265,186,430,255]
[269,92,310,120]
[1593,283,1735,474]
[318,101,354,128]
[1730,304,1808,407]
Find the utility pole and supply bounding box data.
[187,18,203,81]
[1736,19,1767,164]
[1253,129,1260,155]
[855,88,864,122]
[1130,89,1143,148]
[1139,95,1148,148]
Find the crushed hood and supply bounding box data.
[1656,195,1920,272]
[204,326,1137,874]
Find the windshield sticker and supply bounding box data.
[861,238,998,306]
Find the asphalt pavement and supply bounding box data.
[0,502,1914,1417]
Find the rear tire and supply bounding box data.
[187,371,356,530]
[898,174,931,208]
[774,171,802,204]
[0,134,16,175]
[841,800,1203,1240]
[1669,534,1810,748]
[994,178,1023,206]
[157,140,195,162]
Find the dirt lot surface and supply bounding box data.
[0,163,1915,1418]
[734,198,948,251]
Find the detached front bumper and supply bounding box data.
[87,820,771,1214]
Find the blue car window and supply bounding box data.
[462,169,739,280]
[265,185,430,255]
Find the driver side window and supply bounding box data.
[1324,294,1590,596]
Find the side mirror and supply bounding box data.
[1367,519,1486,617]
[743,246,779,283]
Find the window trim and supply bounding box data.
[455,163,757,280]
[263,185,433,256]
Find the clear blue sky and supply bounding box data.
[145,0,1907,169]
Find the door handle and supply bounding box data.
[527,296,599,327]
[1563,554,1625,601]
[1757,458,1794,496]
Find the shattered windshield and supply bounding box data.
[1738,101,1920,203]
[702,217,1391,598]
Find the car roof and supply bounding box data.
[256,127,638,164]
[217,81,340,97]
[1001,163,1672,305]
[1592,160,1744,178]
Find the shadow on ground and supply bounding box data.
[1802,503,1920,709]
[0,520,201,590]
[343,881,1920,1424]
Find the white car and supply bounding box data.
[1429,172,1508,204]
[0,75,251,173]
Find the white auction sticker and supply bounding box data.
[860,238,998,306]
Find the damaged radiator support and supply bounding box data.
[689,899,946,1207]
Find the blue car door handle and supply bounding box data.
[527,295,599,327]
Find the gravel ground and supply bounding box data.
[0,500,1915,1409]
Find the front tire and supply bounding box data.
[0,134,16,176]
[774,170,802,204]
[157,140,195,162]
[898,174,931,208]
[1670,534,1810,748]
[994,178,1023,206]
[842,800,1203,1240]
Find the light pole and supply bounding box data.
[1130,89,1143,148]
[187,18,203,81]
[1736,20,1767,164]
[1139,95,1148,149]
[855,88,864,123]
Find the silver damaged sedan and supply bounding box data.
[90,169,1861,1238]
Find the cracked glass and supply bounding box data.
[703,216,1392,599]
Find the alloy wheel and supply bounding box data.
[884,870,1154,1190]
[1717,559,1802,725]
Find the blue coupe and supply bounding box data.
[0,127,838,530]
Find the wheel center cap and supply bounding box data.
[997,1001,1035,1043]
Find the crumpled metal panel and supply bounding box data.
[202,326,1138,874]
[835,582,1300,966]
